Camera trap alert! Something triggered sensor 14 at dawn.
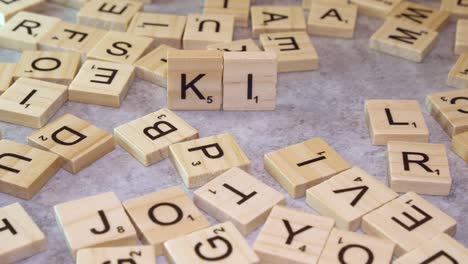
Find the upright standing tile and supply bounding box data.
[77,0,142,31]
[264,137,351,198]
[0,63,16,95]
[0,203,46,263]
[448,54,468,89]
[387,2,450,31]
[77,246,156,264]
[306,167,398,231]
[169,132,250,188]
[164,222,259,264]
[0,139,61,200]
[319,229,395,264]
[0,0,44,25]
[134,44,176,88]
[456,20,468,54]
[253,206,335,264]
[251,6,306,38]
[14,51,81,85]
[260,31,319,72]
[362,192,457,256]
[426,89,468,137]
[452,131,468,161]
[194,168,285,235]
[365,100,429,145]
[183,14,234,50]
[307,3,358,38]
[0,78,67,128]
[206,38,261,52]
[203,0,251,27]
[167,50,223,110]
[127,13,186,49]
[0,11,61,51]
[55,192,138,259]
[87,31,153,64]
[370,20,439,62]
[350,0,403,18]
[69,60,135,107]
[123,186,210,255]
[441,0,468,18]
[223,51,277,111]
[28,114,115,174]
[114,108,198,166]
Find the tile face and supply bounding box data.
[183,14,235,50]
[55,192,138,259]
[350,0,403,18]
[319,229,395,264]
[448,54,468,89]
[253,206,335,264]
[362,192,457,256]
[0,0,44,25]
[0,63,17,94]
[206,38,261,52]
[306,167,398,231]
[77,0,142,31]
[0,78,67,128]
[203,0,251,27]
[14,51,81,85]
[164,222,260,264]
[251,6,306,38]
[307,3,358,38]
[0,11,61,51]
[68,59,135,107]
[169,132,250,188]
[370,20,438,63]
[387,2,450,31]
[127,12,186,49]
[452,131,468,161]
[303,0,349,9]
[28,114,115,174]
[167,50,223,110]
[426,89,468,137]
[441,0,468,18]
[0,203,47,263]
[0,139,61,200]
[264,137,351,198]
[365,100,429,145]
[123,186,210,255]
[222,51,277,111]
[134,44,176,88]
[456,20,468,55]
[77,246,156,264]
[194,168,285,235]
[87,31,153,64]
[394,233,468,264]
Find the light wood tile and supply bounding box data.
[203,0,251,27]
[350,0,403,18]
[206,38,261,52]
[183,14,235,50]
[0,0,44,25]
[441,0,468,18]
[307,3,358,38]
[77,246,156,264]
[134,44,176,88]
[452,131,468,161]
[303,0,349,10]
[0,63,16,95]
[448,53,468,89]
[387,2,450,31]
[49,0,88,9]
[77,0,142,31]
[251,6,306,38]
[456,20,468,54]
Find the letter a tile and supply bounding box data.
[77,246,156,264]
[251,6,306,38]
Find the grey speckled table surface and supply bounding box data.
[0,0,467,263]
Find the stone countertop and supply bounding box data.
[0,0,466,263]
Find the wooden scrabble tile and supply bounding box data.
[203,0,250,27]
[167,50,223,110]
[194,167,285,235]
[123,186,210,255]
[68,59,135,107]
[206,38,261,52]
[387,2,450,31]
[77,246,156,264]
[253,205,335,264]
[127,12,186,49]
[0,63,16,95]
[49,0,88,9]
[350,0,403,18]
[28,114,115,174]
[426,89,468,137]
[114,108,198,166]
[388,141,452,196]
[362,191,457,256]
[77,0,142,31]
[169,132,250,188]
[55,192,138,259]
[306,167,398,231]
[456,20,468,54]
[222,51,277,111]
[87,31,153,64]
[0,203,46,263]
[365,100,430,145]
[370,20,439,62]
[134,44,176,88]
[0,78,67,128]
[0,139,61,199]
[14,51,81,85]
[307,3,358,38]
[441,0,468,18]
[303,0,349,10]
[452,131,468,161]
[0,0,43,25]
[260,31,319,72]
[265,137,351,199]
[183,14,235,50]
[251,6,306,38]
[318,229,395,264]
[164,222,259,263]
[0,11,61,51]
[394,233,468,264]
[448,54,468,89]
